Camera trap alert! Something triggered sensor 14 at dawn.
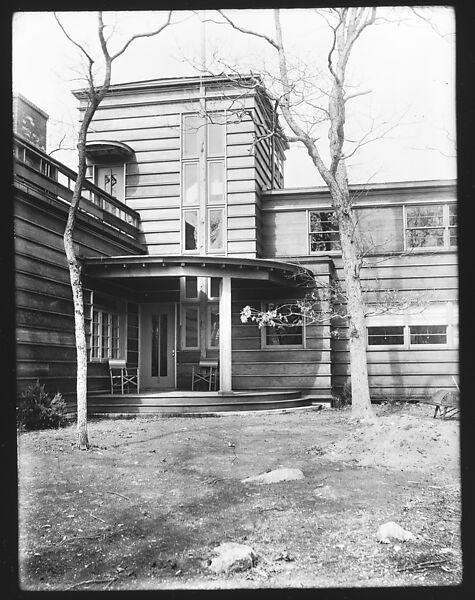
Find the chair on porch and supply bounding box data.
[108,359,140,394]
[192,359,219,391]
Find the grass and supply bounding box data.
[17,404,462,590]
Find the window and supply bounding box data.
[181,111,226,254]
[410,325,447,345]
[405,204,456,249]
[309,211,340,252]
[207,160,225,204]
[183,162,199,205]
[184,276,198,299]
[183,210,198,251]
[183,306,199,349]
[182,114,200,159]
[208,305,220,348]
[367,326,404,346]
[263,304,304,347]
[95,164,125,202]
[208,208,224,251]
[91,309,120,360]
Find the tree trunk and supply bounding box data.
[64,137,91,450]
[337,204,375,421]
[64,238,89,449]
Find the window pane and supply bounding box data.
[185,276,198,299]
[207,113,225,156]
[265,304,303,346]
[183,162,199,205]
[210,277,220,298]
[151,314,159,377]
[367,326,404,346]
[410,325,447,345]
[406,205,444,227]
[406,228,444,248]
[309,211,340,251]
[185,307,199,347]
[449,204,457,226]
[183,114,200,158]
[159,314,168,377]
[184,210,198,250]
[449,228,457,247]
[209,208,224,251]
[208,161,225,204]
[209,308,220,347]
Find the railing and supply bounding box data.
[13,134,141,234]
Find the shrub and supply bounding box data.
[17,380,68,430]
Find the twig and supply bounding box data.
[103,577,118,590]
[102,490,131,501]
[65,578,116,590]
[85,510,108,524]
[451,376,460,392]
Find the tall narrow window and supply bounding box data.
[183,162,199,205]
[207,113,225,156]
[208,208,224,251]
[183,114,200,159]
[449,204,457,247]
[208,305,220,348]
[207,160,225,204]
[184,306,199,348]
[184,210,198,251]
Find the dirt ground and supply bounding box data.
[17,402,462,590]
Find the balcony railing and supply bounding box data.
[13,135,141,236]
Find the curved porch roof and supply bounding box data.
[83,254,314,286]
[85,140,135,160]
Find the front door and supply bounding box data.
[140,304,176,389]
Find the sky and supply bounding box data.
[12,7,456,187]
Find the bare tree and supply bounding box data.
[55,11,173,449]
[211,8,385,420]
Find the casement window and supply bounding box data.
[409,325,447,345]
[367,326,405,346]
[366,303,456,349]
[405,204,457,249]
[91,309,120,360]
[262,303,304,348]
[181,111,226,254]
[309,211,341,252]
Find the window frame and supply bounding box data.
[207,303,220,349]
[261,302,306,349]
[180,304,200,350]
[404,202,457,251]
[308,209,341,254]
[90,307,121,362]
[367,325,405,347]
[182,208,199,253]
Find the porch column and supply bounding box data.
[219,276,232,393]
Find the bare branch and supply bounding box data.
[217,10,279,50]
[111,10,173,60]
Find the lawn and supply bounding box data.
[17,402,461,590]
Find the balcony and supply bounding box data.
[13,134,141,239]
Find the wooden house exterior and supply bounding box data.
[14,76,458,412]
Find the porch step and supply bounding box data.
[87,390,311,414]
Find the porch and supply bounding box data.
[87,389,323,415]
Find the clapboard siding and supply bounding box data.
[15,175,143,399]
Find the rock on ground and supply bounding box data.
[241,467,305,484]
[376,521,416,544]
[209,542,257,574]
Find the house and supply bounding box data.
[14,76,458,413]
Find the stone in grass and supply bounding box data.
[209,542,257,574]
[376,521,416,544]
[241,467,305,484]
